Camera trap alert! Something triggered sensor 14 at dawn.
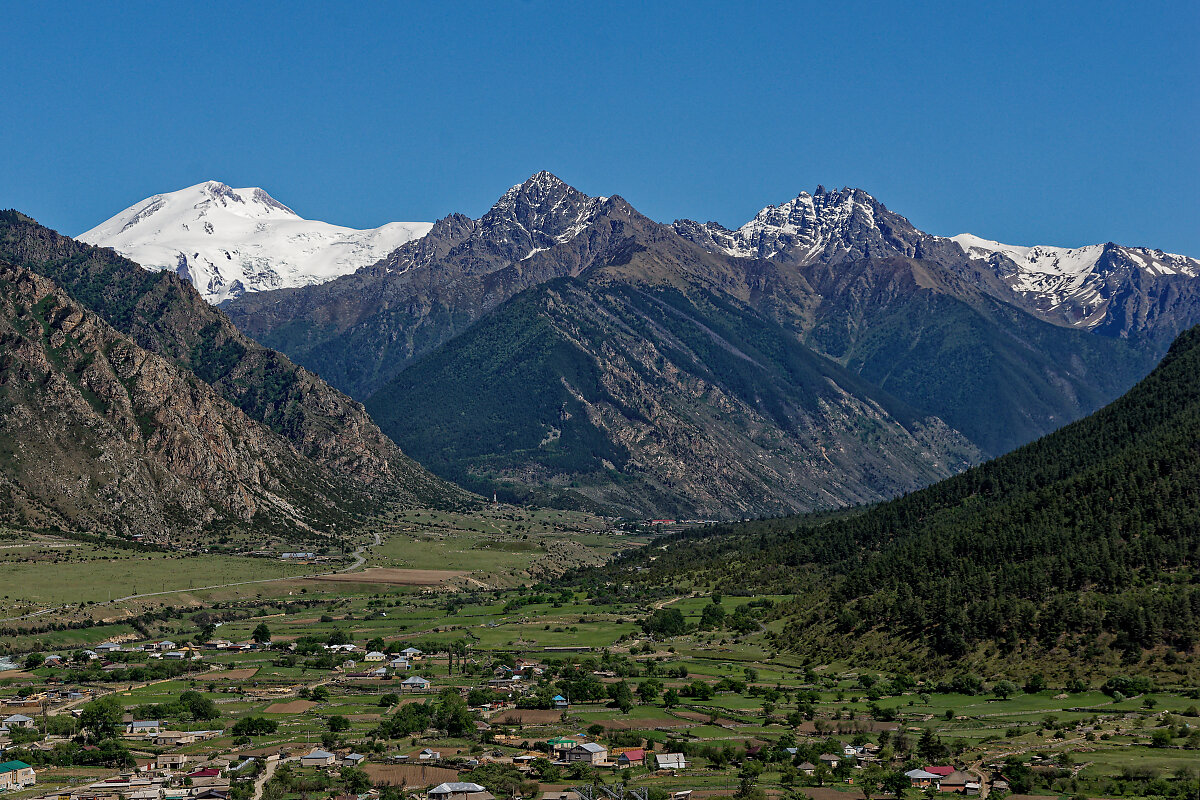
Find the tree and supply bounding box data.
[916,729,948,762]
[196,622,217,644]
[436,689,474,736]
[1003,758,1034,794]
[1024,674,1047,694]
[641,608,686,637]
[252,623,272,644]
[881,771,910,798]
[81,696,124,741]
[232,717,278,737]
[328,715,351,732]
[638,679,662,705]
[663,688,680,708]
[179,690,218,721]
[609,681,635,714]
[23,652,45,670]
[311,686,330,702]
[341,767,371,794]
[700,603,727,630]
[993,680,1018,700]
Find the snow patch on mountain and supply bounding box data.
[78,181,432,303]
[950,233,1200,326]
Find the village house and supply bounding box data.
[818,753,840,769]
[417,748,442,761]
[0,760,35,790]
[615,748,644,768]
[343,753,366,767]
[95,643,123,654]
[655,753,689,771]
[906,769,941,788]
[553,694,568,710]
[939,770,979,794]
[428,782,494,800]
[797,761,816,776]
[402,676,432,692]
[300,749,337,768]
[2,714,34,730]
[402,647,423,659]
[565,742,607,765]
[364,651,386,662]
[126,720,162,736]
[154,731,197,746]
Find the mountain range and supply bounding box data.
[0,210,461,543]
[182,173,1194,517]
[79,181,431,303]
[49,172,1200,520]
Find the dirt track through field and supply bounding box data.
[264,700,317,713]
[307,568,468,586]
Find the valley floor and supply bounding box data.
[0,516,1196,800]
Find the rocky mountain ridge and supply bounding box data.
[675,186,1200,343]
[0,259,358,537]
[0,210,463,526]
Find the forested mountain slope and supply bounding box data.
[582,326,1200,661]
[367,274,979,517]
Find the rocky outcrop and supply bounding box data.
[0,261,359,537]
[0,211,461,511]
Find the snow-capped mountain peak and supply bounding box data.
[78,181,432,303]
[674,186,965,267]
[948,233,1200,327]
[483,171,607,260]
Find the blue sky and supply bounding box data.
[2,1,1196,252]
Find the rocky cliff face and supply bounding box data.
[0,211,459,511]
[0,260,360,538]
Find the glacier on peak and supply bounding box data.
[78,181,432,304]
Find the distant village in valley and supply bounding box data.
[3,594,1194,800]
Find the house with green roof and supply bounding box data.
[0,760,35,791]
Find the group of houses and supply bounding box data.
[537,739,689,771]
[68,762,238,800]
[905,766,984,794]
[332,646,426,682]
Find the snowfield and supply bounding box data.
[79,181,432,303]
